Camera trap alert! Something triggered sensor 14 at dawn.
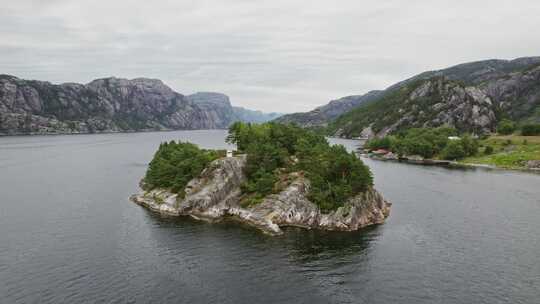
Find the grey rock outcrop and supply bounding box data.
[130,155,390,235]
[482,65,540,122]
[184,92,238,129]
[381,78,497,136]
[526,160,540,170]
[332,77,499,138]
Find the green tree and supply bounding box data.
[460,134,479,156]
[227,122,373,212]
[497,119,516,135]
[365,136,395,150]
[441,140,466,160]
[521,124,540,136]
[144,141,221,195]
[389,127,457,158]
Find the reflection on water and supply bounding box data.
[280,226,379,262]
[144,211,380,264]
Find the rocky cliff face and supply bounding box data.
[277,57,540,135]
[481,65,540,123]
[342,77,497,137]
[184,92,238,129]
[0,75,278,135]
[130,155,390,235]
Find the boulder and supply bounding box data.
[526,160,540,170]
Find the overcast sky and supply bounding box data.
[1,0,540,113]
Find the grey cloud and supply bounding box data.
[1,0,540,112]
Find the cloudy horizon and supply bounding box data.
[2,0,540,113]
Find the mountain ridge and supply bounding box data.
[274,90,383,127]
[0,75,281,135]
[275,56,540,137]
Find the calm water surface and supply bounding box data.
[1,130,539,304]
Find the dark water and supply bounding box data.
[1,131,539,304]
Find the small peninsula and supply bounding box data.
[131,122,390,235]
[362,125,540,171]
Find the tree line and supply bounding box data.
[365,127,479,160]
[227,122,373,212]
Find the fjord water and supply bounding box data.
[1,131,539,304]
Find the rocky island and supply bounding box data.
[131,122,390,235]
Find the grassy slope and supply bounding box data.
[460,135,540,169]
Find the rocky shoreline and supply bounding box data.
[360,153,540,173]
[130,155,391,235]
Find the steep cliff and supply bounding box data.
[481,64,540,123]
[0,75,278,135]
[331,77,498,137]
[184,92,238,129]
[131,155,390,235]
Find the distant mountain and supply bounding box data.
[385,56,540,91]
[232,106,283,123]
[0,76,278,135]
[185,92,283,124]
[274,90,383,127]
[276,56,540,137]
